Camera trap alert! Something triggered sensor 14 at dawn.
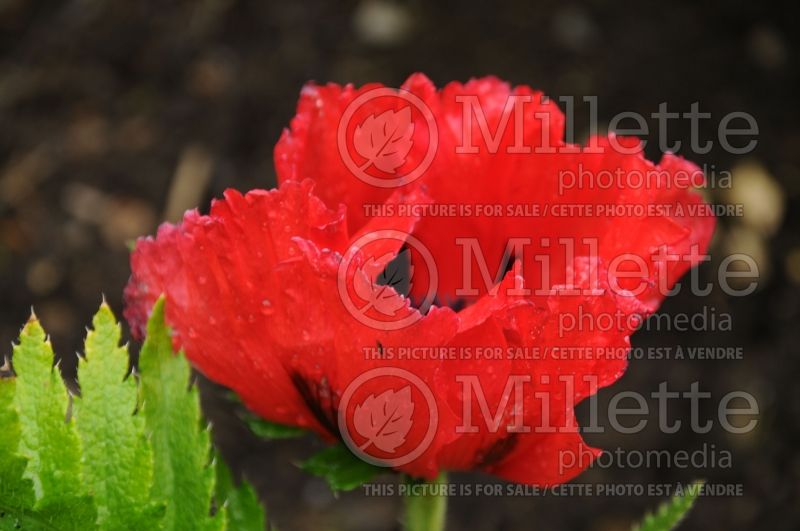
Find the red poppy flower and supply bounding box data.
[125,74,715,486]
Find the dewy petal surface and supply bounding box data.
[275,74,716,311]
[128,74,716,486]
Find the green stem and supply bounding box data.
[403,473,448,531]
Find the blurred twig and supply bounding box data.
[164,145,214,223]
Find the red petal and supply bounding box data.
[125,180,465,471]
[127,73,717,486]
[276,75,715,317]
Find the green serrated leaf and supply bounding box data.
[0,371,35,512]
[0,498,98,531]
[12,321,79,500]
[73,303,161,530]
[301,444,382,492]
[634,480,704,531]
[139,298,218,531]
[0,371,37,529]
[2,302,272,531]
[12,319,80,506]
[215,457,266,531]
[8,317,96,530]
[246,417,307,440]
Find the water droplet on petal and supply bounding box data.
[284,288,299,301]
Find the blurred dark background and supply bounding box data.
[1,1,798,529]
